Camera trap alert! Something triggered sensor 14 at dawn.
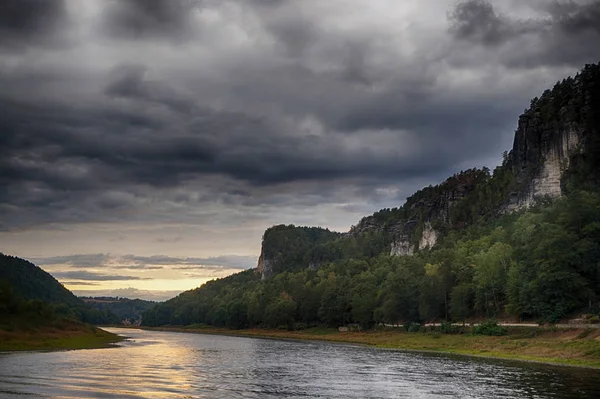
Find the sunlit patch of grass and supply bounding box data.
[0,317,123,351]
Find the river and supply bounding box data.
[1,328,599,398]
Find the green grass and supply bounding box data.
[0,314,124,351]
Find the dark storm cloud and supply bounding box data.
[250,3,319,58]
[449,0,600,67]
[104,64,197,113]
[51,271,151,281]
[0,0,69,49]
[553,1,600,35]
[449,0,517,46]
[0,79,513,230]
[0,60,483,230]
[101,0,202,41]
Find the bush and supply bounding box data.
[405,322,421,332]
[577,328,593,339]
[440,321,454,334]
[473,320,507,336]
[294,322,308,330]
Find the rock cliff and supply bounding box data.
[353,169,487,257]
[506,117,583,210]
[256,224,342,279]
[507,64,600,209]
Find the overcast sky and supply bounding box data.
[1,0,599,301]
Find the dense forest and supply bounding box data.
[143,63,600,330]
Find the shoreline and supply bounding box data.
[142,325,600,369]
[0,325,125,352]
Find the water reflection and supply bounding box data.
[0,328,599,398]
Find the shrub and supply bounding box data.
[577,328,593,339]
[294,322,308,330]
[405,322,421,332]
[473,320,507,336]
[440,321,454,334]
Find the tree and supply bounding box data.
[264,292,296,329]
[473,243,512,316]
[350,272,377,328]
[226,300,248,329]
[449,283,472,323]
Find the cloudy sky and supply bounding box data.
[1,0,599,301]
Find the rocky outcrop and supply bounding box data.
[418,222,438,250]
[256,252,275,280]
[389,222,439,255]
[256,224,342,279]
[390,237,414,256]
[506,65,600,210]
[353,170,485,256]
[506,117,584,211]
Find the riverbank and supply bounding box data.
[146,325,600,368]
[0,318,124,351]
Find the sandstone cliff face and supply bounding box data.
[419,222,439,250]
[390,239,414,256]
[256,252,275,280]
[506,116,583,211]
[388,219,418,256]
[506,65,600,209]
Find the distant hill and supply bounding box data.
[81,297,155,325]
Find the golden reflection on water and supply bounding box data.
[57,329,259,398]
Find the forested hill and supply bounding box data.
[0,253,82,307]
[0,253,119,324]
[142,63,600,329]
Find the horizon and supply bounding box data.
[2,0,600,301]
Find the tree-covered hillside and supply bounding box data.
[142,63,600,329]
[0,254,82,307]
[0,254,118,325]
[143,192,600,327]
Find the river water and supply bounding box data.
[1,328,599,398]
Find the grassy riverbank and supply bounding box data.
[0,316,124,351]
[147,325,600,368]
